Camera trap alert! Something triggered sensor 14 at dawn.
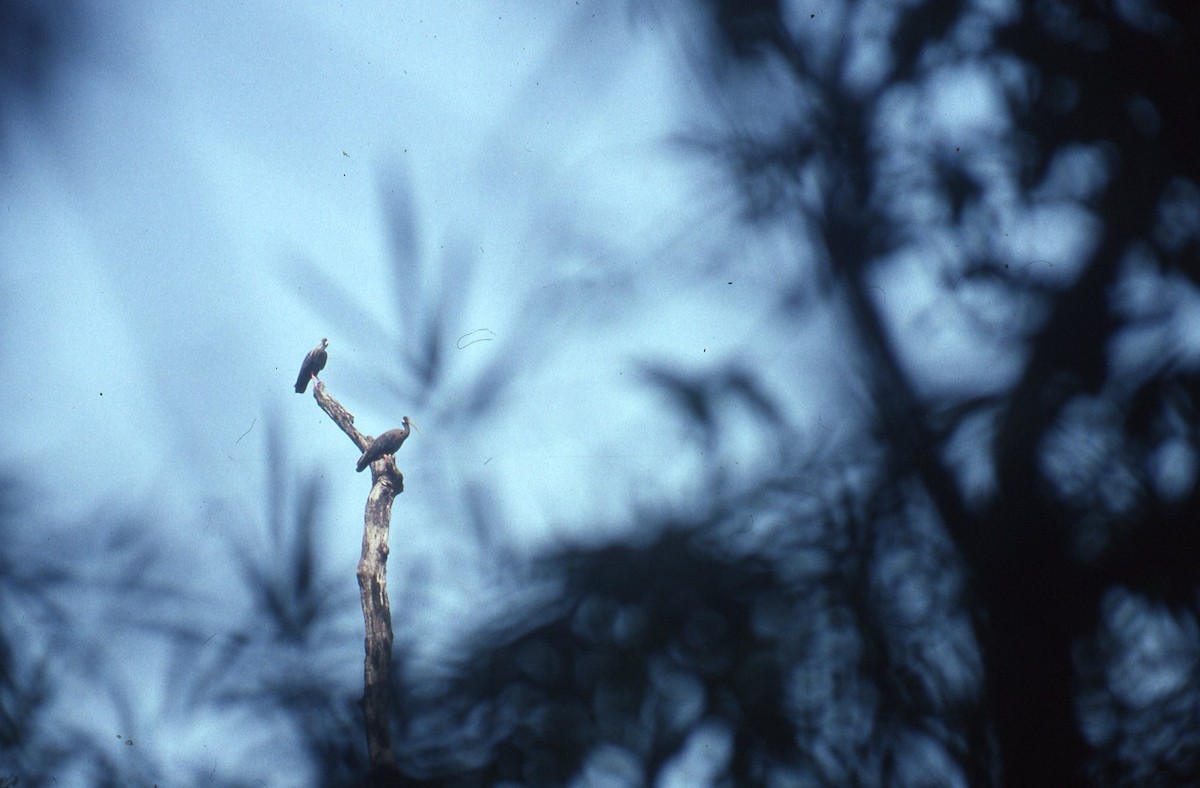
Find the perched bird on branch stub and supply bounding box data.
[294,338,329,393]
[356,417,412,472]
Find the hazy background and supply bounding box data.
[3,1,1198,786]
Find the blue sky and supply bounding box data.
[1,2,877,550]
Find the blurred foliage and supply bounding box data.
[290,166,542,428]
[0,423,368,784]
[390,473,988,785]
[0,474,167,785]
[161,420,372,785]
[4,1,1200,786]
[655,0,1200,785]
[0,0,83,154]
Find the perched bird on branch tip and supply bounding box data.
[294,338,329,393]
[356,417,412,472]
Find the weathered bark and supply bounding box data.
[311,381,406,777]
[357,466,401,776]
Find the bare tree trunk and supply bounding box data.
[357,464,401,776]
[310,381,406,780]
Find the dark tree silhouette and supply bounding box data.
[656,0,1200,785]
[382,439,995,785]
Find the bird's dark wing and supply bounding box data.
[356,436,384,472]
[310,346,328,376]
[355,427,410,472]
[294,351,316,393]
[294,341,328,393]
[355,449,372,472]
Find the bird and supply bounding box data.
[356,417,412,472]
[294,338,329,393]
